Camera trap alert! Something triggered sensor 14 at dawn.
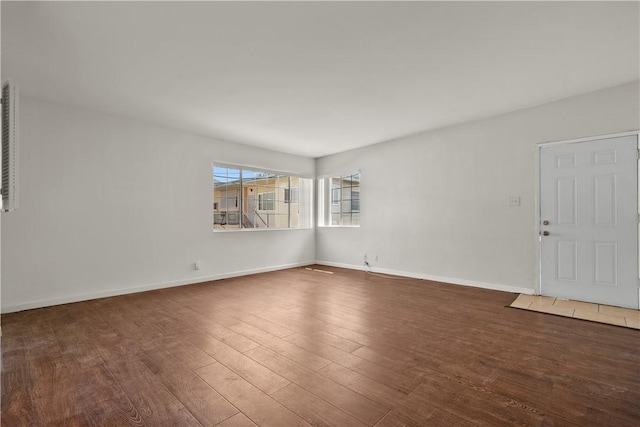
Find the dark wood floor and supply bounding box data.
[2,265,639,426]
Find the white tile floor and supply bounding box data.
[510,294,640,329]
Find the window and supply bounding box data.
[318,172,360,226]
[258,192,275,211]
[351,190,360,212]
[213,164,312,230]
[284,188,299,204]
[331,188,340,205]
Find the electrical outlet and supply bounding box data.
[363,253,368,261]
[194,262,200,271]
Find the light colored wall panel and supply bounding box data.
[316,81,640,292]
[1,97,315,312]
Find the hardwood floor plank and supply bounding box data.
[50,412,94,427]
[1,335,27,370]
[318,362,408,406]
[85,395,147,427]
[227,312,296,338]
[139,350,238,426]
[217,412,259,427]
[245,346,389,426]
[75,362,128,406]
[238,306,370,352]
[195,362,312,427]
[548,380,640,426]
[299,329,363,353]
[350,345,431,379]
[271,382,367,427]
[54,322,105,371]
[102,354,166,397]
[408,377,552,426]
[373,411,423,427]
[183,305,243,328]
[3,265,639,426]
[390,385,477,427]
[187,332,291,395]
[163,337,218,371]
[1,361,38,427]
[21,325,62,361]
[285,332,421,394]
[229,322,332,371]
[207,321,261,353]
[128,383,202,427]
[287,306,377,344]
[440,349,640,425]
[58,341,104,371]
[29,357,84,424]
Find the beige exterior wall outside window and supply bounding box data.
[213,165,312,230]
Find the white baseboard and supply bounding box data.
[2,260,535,314]
[1,261,313,314]
[315,260,535,295]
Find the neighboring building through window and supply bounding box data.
[258,192,275,211]
[331,188,340,205]
[318,172,360,226]
[284,188,299,204]
[213,164,312,230]
[351,189,360,212]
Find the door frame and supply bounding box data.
[535,130,640,304]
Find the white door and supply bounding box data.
[540,135,638,309]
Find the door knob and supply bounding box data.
[542,220,550,225]
[542,231,550,236]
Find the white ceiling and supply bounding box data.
[2,1,639,158]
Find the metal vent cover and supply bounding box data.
[1,80,19,212]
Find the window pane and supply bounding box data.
[331,188,340,204]
[259,192,275,211]
[214,164,311,230]
[319,172,360,227]
[351,190,360,212]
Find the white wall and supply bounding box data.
[3,82,638,313]
[1,97,316,312]
[316,81,640,293]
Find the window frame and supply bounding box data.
[350,189,360,213]
[284,188,299,204]
[318,171,361,227]
[213,163,313,232]
[331,188,341,205]
[258,191,276,211]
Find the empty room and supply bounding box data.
[1,1,639,426]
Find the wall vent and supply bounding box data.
[1,80,19,212]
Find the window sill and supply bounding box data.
[213,227,312,233]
